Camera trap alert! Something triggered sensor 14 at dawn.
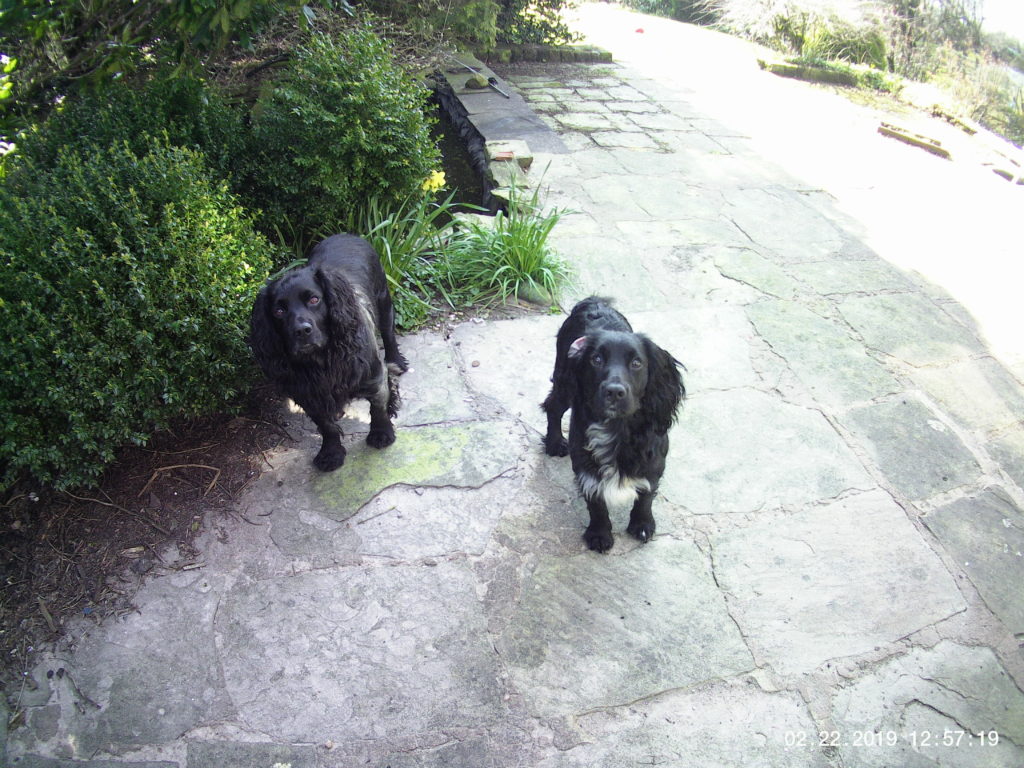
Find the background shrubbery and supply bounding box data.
[0,137,274,489]
[625,0,1023,146]
[241,26,440,240]
[0,1,574,490]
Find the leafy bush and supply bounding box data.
[242,25,440,243]
[16,75,246,183]
[0,137,274,489]
[802,16,887,70]
[495,0,580,45]
[620,0,718,25]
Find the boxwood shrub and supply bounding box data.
[0,137,274,490]
[241,24,441,241]
[16,75,247,185]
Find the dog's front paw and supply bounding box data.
[543,435,569,457]
[314,443,347,472]
[584,526,614,553]
[627,519,656,544]
[366,426,396,449]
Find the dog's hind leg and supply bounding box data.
[541,395,570,457]
[541,367,572,456]
[626,488,657,543]
[376,289,408,373]
[366,377,397,449]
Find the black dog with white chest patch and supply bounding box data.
[542,297,685,552]
[250,234,407,472]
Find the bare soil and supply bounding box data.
[0,387,293,699]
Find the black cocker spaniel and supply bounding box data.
[542,297,686,553]
[250,234,407,472]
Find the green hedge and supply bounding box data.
[241,25,441,242]
[0,137,274,489]
[15,76,246,183]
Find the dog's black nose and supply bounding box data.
[604,383,626,401]
[296,320,313,337]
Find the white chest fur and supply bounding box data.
[577,422,650,506]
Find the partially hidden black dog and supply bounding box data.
[542,297,686,552]
[250,234,408,472]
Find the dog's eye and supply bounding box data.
[591,354,603,366]
[273,306,286,318]
[630,358,643,370]
[308,296,321,306]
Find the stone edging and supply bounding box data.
[478,44,613,65]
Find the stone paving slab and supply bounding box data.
[746,299,901,408]
[838,292,986,367]
[712,489,966,675]
[830,641,1024,767]
[664,388,873,514]
[216,561,507,743]
[536,683,832,767]
[924,488,1024,633]
[498,537,754,718]
[841,395,983,501]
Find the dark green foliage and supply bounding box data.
[17,76,246,183]
[495,0,580,45]
[620,0,717,25]
[0,0,312,141]
[0,138,274,489]
[241,25,440,242]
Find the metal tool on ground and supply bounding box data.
[452,57,511,98]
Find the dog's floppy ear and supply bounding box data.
[249,283,288,378]
[567,336,589,360]
[640,335,686,433]
[316,266,361,349]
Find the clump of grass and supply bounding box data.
[441,182,573,307]
[336,190,467,327]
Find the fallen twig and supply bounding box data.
[138,464,221,498]
[61,492,171,536]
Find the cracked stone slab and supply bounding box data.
[841,395,983,501]
[663,388,873,514]
[397,331,476,425]
[450,315,563,437]
[790,257,914,295]
[746,299,900,408]
[589,130,661,149]
[905,356,1024,435]
[216,561,507,743]
[536,683,830,767]
[629,305,759,392]
[28,584,232,758]
[722,188,846,261]
[830,641,1024,767]
[498,537,753,718]
[838,292,985,367]
[989,424,1024,490]
[348,478,524,560]
[924,488,1024,633]
[712,490,966,676]
[187,741,316,768]
[715,247,805,300]
[313,421,523,520]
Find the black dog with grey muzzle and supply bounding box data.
[542,297,685,552]
[250,234,407,472]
